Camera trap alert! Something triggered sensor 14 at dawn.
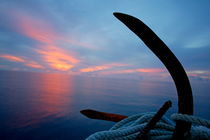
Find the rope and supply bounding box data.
[86,112,210,140]
[171,114,210,128]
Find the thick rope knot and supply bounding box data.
[86,112,210,140]
[86,112,175,140]
[171,113,210,140]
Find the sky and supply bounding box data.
[0,0,210,81]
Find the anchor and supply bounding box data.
[81,12,194,140]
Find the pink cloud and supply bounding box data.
[0,54,25,62]
[99,68,165,75]
[0,54,44,69]
[187,70,210,80]
[80,63,128,72]
[12,10,98,49]
[35,46,79,71]
[16,16,58,44]
[25,61,45,69]
[136,68,164,73]
[9,10,96,71]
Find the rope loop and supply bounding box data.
[86,113,210,140]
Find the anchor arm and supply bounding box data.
[113,12,193,139]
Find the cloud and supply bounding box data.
[185,38,210,49]
[7,10,83,71]
[25,61,44,69]
[0,54,44,69]
[0,54,25,62]
[1,1,210,78]
[79,66,168,80]
[187,70,210,80]
[99,68,165,75]
[11,9,99,49]
[80,63,127,72]
[15,13,58,45]
[136,68,164,73]
[35,46,79,71]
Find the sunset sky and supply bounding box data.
[0,0,210,81]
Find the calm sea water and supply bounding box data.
[0,71,210,140]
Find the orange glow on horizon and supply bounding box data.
[80,63,127,72]
[36,46,79,71]
[136,68,164,73]
[80,66,110,72]
[99,68,165,75]
[25,62,44,69]
[50,63,74,71]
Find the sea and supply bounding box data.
[0,70,210,140]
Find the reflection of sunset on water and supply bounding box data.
[37,74,74,117]
[11,73,75,128]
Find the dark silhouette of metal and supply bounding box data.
[80,109,127,122]
[81,12,194,140]
[135,100,172,140]
[113,12,193,139]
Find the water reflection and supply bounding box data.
[11,73,74,128]
[0,71,210,140]
[138,81,176,97]
[37,73,74,118]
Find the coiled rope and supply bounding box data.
[86,112,210,140]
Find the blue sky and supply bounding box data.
[0,0,210,81]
